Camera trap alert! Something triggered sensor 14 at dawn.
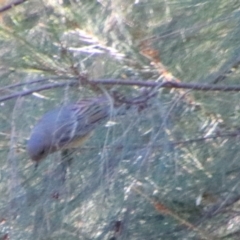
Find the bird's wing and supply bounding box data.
[55,100,109,148]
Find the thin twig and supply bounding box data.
[207,52,240,84]
[133,186,217,240]
[0,77,74,92]
[0,80,79,102]
[0,0,27,14]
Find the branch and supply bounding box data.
[206,51,240,84]
[0,80,79,102]
[197,194,240,225]
[0,77,75,92]
[2,77,240,102]
[0,0,27,14]
[172,131,240,146]
[92,79,240,91]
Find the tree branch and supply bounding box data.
[1,77,240,102]
[0,0,27,14]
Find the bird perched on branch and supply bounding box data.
[27,96,119,163]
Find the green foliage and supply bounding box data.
[0,0,240,239]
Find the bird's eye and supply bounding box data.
[39,149,45,156]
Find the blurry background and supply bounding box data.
[0,0,240,239]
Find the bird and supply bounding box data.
[27,96,117,163]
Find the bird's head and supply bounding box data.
[27,131,52,163]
